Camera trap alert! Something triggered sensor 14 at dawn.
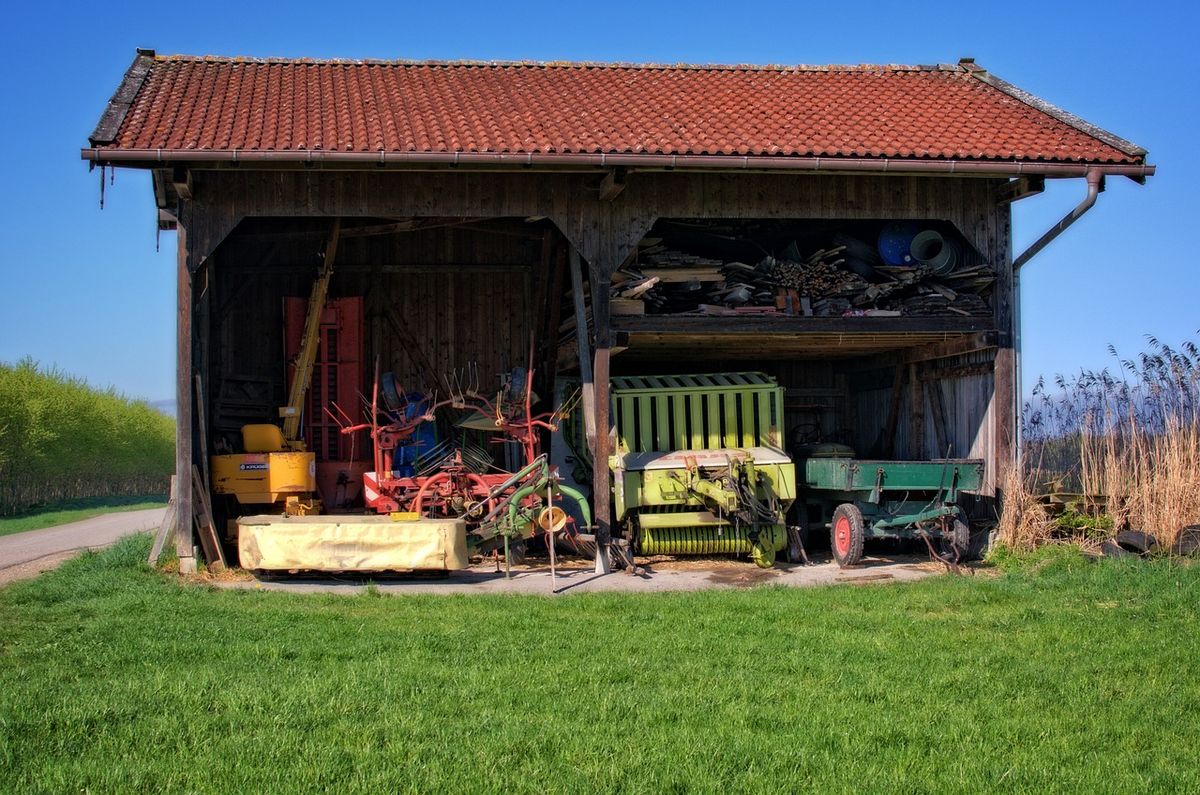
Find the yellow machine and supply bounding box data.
[211,220,340,519]
[210,425,318,513]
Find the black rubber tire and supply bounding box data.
[1101,540,1133,558]
[506,538,527,566]
[831,503,865,568]
[380,371,404,411]
[940,518,971,563]
[1115,530,1158,555]
[1172,525,1200,556]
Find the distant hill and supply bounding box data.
[149,399,177,418]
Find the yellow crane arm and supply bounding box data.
[280,218,341,444]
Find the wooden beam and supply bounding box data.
[598,168,626,202]
[569,248,595,448]
[175,225,195,573]
[995,176,1045,205]
[843,331,1001,371]
[172,167,193,200]
[592,346,612,574]
[612,316,994,335]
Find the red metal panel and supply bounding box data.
[285,296,366,507]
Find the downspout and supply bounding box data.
[1011,167,1105,461]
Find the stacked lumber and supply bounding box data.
[611,242,995,318]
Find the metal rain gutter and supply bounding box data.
[1013,168,1106,270]
[80,148,1157,180]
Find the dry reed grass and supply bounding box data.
[1002,335,1200,551]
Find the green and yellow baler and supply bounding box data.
[608,373,797,568]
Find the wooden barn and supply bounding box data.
[84,51,1153,572]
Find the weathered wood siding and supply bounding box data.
[848,350,998,499]
[206,219,539,435]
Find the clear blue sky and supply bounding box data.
[1,0,1192,402]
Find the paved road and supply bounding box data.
[0,508,167,586]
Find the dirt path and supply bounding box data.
[0,508,167,587]
[212,553,947,596]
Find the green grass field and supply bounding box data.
[1,537,1197,792]
[0,495,167,537]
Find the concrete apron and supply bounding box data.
[210,553,945,596]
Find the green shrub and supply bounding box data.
[0,358,175,515]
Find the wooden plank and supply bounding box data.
[909,363,924,459]
[927,379,950,457]
[882,365,905,459]
[995,175,1045,205]
[612,316,995,335]
[194,374,211,497]
[636,267,724,283]
[149,475,177,567]
[191,464,226,572]
[569,248,595,448]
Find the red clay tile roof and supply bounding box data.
[88,54,1146,166]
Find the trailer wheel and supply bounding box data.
[751,538,776,569]
[941,519,971,563]
[831,504,865,568]
[506,538,527,566]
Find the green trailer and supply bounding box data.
[607,373,797,568]
[796,454,984,567]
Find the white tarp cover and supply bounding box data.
[238,515,468,572]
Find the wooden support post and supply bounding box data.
[175,225,195,573]
[588,254,614,575]
[569,248,596,448]
[592,346,612,575]
[993,200,1017,498]
[994,347,1016,483]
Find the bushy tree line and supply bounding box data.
[0,358,174,515]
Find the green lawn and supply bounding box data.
[0,495,166,537]
[1,538,1197,793]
